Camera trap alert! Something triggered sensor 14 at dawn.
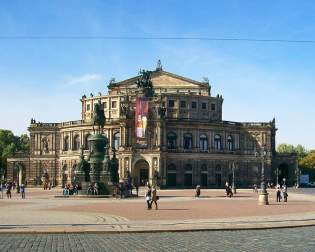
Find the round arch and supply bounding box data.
[278,163,289,185]
[133,159,150,186]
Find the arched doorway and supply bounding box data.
[134,159,150,186]
[278,163,289,185]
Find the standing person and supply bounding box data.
[135,183,139,197]
[151,186,159,210]
[145,185,152,210]
[276,184,281,202]
[282,184,288,202]
[20,184,25,199]
[6,183,12,199]
[195,185,201,197]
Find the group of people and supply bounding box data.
[225,182,234,197]
[63,183,79,195]
[276,184,288,202]
[0,182,26,199]
[145,184,159,210]
[114,181,139,198]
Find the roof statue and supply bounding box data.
[107,78,116,89]
[156,59,163,71]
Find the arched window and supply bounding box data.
[64,136,69,151]
[84,134,91,150]
[167,132,177,149]
[73,135,80,151]
[227,135,234,151]
[199,134,208,151]
[183,133,193,150]
[113,131,120,150]
[214,134,222,150]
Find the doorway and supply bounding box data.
[278,163,289,185]
[134,159,150,186]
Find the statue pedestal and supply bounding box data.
[78,181,90,195]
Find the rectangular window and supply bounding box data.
[103,102,107,109]
[211,103,216,111]
[86,104,90,111]
[191,101,197,109]
[111,101,117,108]
[180,101,186,108]
[168,100,175,108]
[202,102,207,109]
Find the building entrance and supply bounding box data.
[134,159,150,186]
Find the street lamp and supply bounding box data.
[232,162,236,194]
[255,148,270,205]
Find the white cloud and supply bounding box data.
[65,73,103,85]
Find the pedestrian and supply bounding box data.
[135,183,139,197]
[20,184,26,199]
[151,186,159,210]
[276,184,281,202]
[6,183,12,199]
[195,185,201,197]
[282,184,288,202]
[145,185,152,210]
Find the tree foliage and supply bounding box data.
[277,143,315,170]
[299,150,315,169]
[277,143,308,161]
[0,130,30,175]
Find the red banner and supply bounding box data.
[135,97,148,139]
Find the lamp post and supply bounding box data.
[232,162,236,194]
[255,148,270,205]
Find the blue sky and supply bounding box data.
[0,0,314,149]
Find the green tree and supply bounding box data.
[0,130,30,177]
[300,150,315,169]
[277,143,308,161]
[277,144,295,154]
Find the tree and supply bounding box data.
[299,150,315,169]
[277,144,295,154]
[0,130,30,177]
[277,143,308,161]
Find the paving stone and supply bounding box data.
[0,227,315,251]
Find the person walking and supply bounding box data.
[282,184,288,202]
[151,186,159,210]
[20,184,25,199]
[145,185,152,210]
[276,184,281,202]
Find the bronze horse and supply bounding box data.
[92,101,105,134]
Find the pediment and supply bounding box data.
[115,70,207,90]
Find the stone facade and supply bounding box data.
[7,65,297,187]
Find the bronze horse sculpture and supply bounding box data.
[92,101,106,134]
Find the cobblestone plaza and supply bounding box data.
[1,227,315,252]
[1,188,315,251]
